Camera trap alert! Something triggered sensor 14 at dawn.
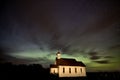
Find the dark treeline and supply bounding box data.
[0,63,120,80]
[0,62,49,80]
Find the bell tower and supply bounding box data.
[56,51,61,59]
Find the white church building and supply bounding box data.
[50,51,86,77]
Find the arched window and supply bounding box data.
[80,68,82,73]
[63,67,65,73]
[75,68,77,73]
[69,68,71,73]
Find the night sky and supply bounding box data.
[0,0,120,72]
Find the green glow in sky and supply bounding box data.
[10,49,120,72]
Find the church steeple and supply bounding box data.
[56,51,61,59]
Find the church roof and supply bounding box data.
[50,64,58,68]
[50,52,86,68]
[56,58,86,67]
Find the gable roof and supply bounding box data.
[50,64,58,68]
[56,58,86,67]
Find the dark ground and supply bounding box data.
[0,63,120,80]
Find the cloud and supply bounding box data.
[0,47,14,62]
[88,51,115,61]
[104,56,114,59]
[109,44,120,50]
[90,55,101,60]
[88,52,98,56]
[88,51,102,60]
[0,0,120,72]
[93,60,110,64]
[0,54,28,64]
